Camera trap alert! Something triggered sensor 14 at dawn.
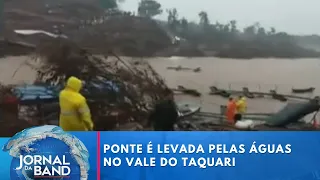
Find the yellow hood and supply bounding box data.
[241,97,246,101]
[66,76,82,92]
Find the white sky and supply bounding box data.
[119,0,320,35]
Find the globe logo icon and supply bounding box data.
[2,125,90,180]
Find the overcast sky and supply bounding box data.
[119,0,320,35]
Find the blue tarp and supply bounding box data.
[13,85,58,101]
[84,80,119,93]
[12,81,120,103]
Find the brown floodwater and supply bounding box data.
[2,56,320,119]
[147,56,320,116]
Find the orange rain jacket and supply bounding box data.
[226,100,237,123]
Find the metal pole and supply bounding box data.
[220,105,226,123]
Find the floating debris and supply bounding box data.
[209,86,310,101]
[242,87,254,98]
[167,66,201,73]
[292,87,315,93]
[209,86,231,98]
[171,85,201,97]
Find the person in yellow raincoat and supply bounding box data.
[236,96,247,114]
[59,76,94,131]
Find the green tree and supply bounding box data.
[268,27,276,35]
[167,8,179,32]
[223,24,230,33]
[178,18,189,37]
[180,18,188,30]
[215,22,224,31]
[229,20,238,33]
[198,11,210,26]
[257,27,266,36]
[244,25,256,36]
[138,0,162,18]
[100,0,124,9]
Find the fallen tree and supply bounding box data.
[26,38,169,130]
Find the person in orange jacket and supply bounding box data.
[226,97,237,124]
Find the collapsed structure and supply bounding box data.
[0,38,170,136]
[31,39,169,130]
[0,0,175,135]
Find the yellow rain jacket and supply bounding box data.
[236,97,247,114]
[59,76,94,131]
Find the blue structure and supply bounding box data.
[13,85,59,101]
[12,81,120,105]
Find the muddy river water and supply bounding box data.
[148,57,320,115]
[2,56,320,120]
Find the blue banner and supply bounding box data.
[1,129,320,180]
[99,132,320,180]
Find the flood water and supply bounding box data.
[147,57,320,115]
[2,56,320,117]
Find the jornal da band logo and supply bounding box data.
[16,155,71,178]
[3,125,90,180]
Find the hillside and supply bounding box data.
[4,0,172,57]
[294,35,320,52]
[3,0,320,58]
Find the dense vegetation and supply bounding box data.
[4,0,320,58]
[101,0,320,58]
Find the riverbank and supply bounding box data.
[4,0,320,59]
[4,34,320,59]
[155,43,320,59]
